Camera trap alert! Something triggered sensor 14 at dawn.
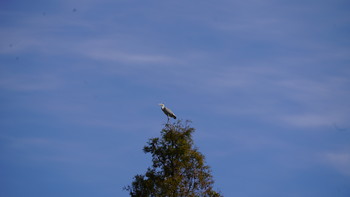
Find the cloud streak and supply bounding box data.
[323,151,350,176]
[0,73,63,91]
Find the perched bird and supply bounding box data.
[159,103,176,122]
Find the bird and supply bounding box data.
[159,103,176,122]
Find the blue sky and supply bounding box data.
[1,0,350,196]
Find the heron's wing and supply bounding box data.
[164,107,175,116]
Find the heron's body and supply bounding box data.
[159,104,176,121]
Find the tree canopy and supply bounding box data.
[125,120,222,197]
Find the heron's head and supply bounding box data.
[158,103,165,107]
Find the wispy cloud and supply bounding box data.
[0,73,63,91]
[3,136,120,167]
[281,114,338,128]
[76,38,179,65]
[323,151,350,176]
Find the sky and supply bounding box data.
[1,0,350,196]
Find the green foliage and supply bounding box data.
[125,120,222,197]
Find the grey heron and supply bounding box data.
[159,103,176,122]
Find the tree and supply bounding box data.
[125,120,222,197]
